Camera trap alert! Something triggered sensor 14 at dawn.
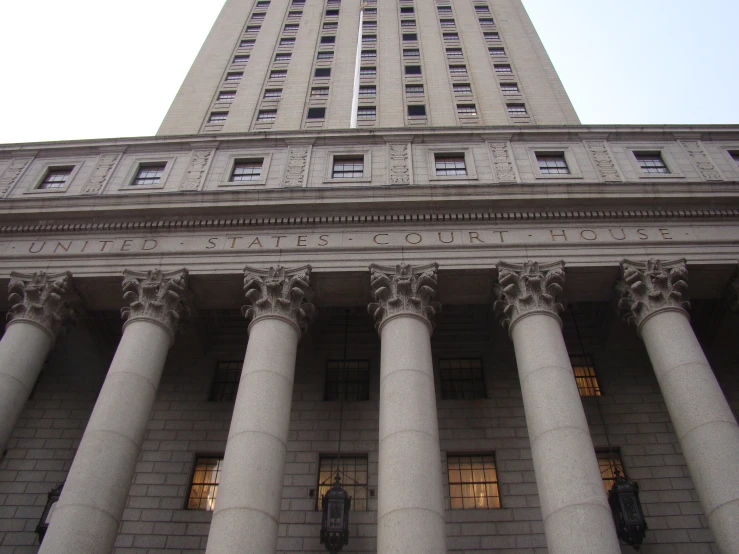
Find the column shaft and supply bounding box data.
[510,313,621,554]
[640,310,739,553]
[39,320,172,554]
[0,322,54,454]
[377,315,446,554]
[206,317,300,554]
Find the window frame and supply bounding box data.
[447,453,501,510]
[32,165,79,193]
[323,359,371,401]
[209,360,243,401]
[325,151,372,183]
[219,154,271,187]
[119,156,176,191]
[316,455,370,512]
[439,358,487,399]
[625,146,684,179]
[526,146,583,180]
[186,455,224,511]
[596,449,627,493]
[426,148,477,181]
[569,354,602,397]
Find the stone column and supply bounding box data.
[494,261,620,554]
[0,271,76,456]
[368,263,447,554]
[206,265,314,554]
[39,269,189,554]
[618,259,739,554]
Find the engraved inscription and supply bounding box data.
[679,140,722,181]
[0,158,33,197]
[83,153,121,194]
[585,141,622,182]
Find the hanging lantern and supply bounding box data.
[320,475,351,554]
[608,469,648,550]
[35,483,63,543]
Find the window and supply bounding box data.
[457,104,477,116]
[440,358,485,399]
[256,0,270,6]
[362,21,377,28]
[288,10,302,18]
[730,151,739,165]
[407,104,426,117]
[231,160,263,181]
[437,5,452,12]
[405,65,422,75]
[403,33,418,41]
[307,107,326,119]
[435,154,467,176]
[225,72,243,81]
[361,50,377,59]
[494,64,512,73]
[320,35,336,44]
[537,153,570,174]
[449,65,467,74]
[400,19,416,27]
[38,167,73,190]
[326,0,339,4]
[597,451,626,492]
[326,9,339,16]
[208,112,228,123]
[500,83,519,94]
[187,456,223,511]
[362,35,377,43]
[403,49,420,57]
[245,25,260,33]
[356,106,376,119]
[284,24,299,32]
[453,83,472,94]
[233,55,249,64]
[446,48,463,58]
[251,12,265,20]
[360,66,376,77]
[317,456,368,511]
[280,38,295,47]
[324,360,370,401]
[506,103,527,115]
[443,32,459,41]
[479,17,495,25]
[263,88,282,99]
[239,39,255,48]
[274,53,291,62]
[314,67,331,78]
[635,152,670,174]
[400,6,414,13]
[209,360,243,400]
[132,163,166,186]
[218,91,236,102]
[269,70,287,80]
[359,85,376,96]
[293,0,306,4]
[332,156,364,178]
[448,455,500,509]
[483,32,500,40]
[475,5,490,12]
[311,87,329,97]
[317,51,334,60]
[323,22,338,30]
[364,7,376,14]
[405,84,424,95]
[570,355,602,397]
[257,109,277,122]
[489,47,505,56]
[439,19,456,27]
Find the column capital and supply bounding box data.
[6,271,77,341]
[121,268,190,342]
[368,262,441,333]
[494,260,566,331]
[617,258,690,331]
[242,265,315,333]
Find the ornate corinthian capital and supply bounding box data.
[121,269,190,339]
[494,261,566,329]
[6,271,77,339]
[617,259,690,329]
[242,265,315,333]
[367,263,441,331]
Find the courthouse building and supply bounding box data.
[1,0,739,552]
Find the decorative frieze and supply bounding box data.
[494,261,566,328]
[0,158,33,197]
[584,140,622,182]
[83,153,122,194]
[388,144,411,185]
[121,268,190,337]
[181,149,214,191]
[678,140,723,181]
[368,262,441,330]
[617,258,690,328]
[283,146,310,188]
[243,265,315,332]
[6,271,77,338]
[488,141,518,183]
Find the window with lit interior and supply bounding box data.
[448,455,500,509]
[187,456,223,511]
[569,355,602,397]
[316,456,368,511]
[597,450,626,492]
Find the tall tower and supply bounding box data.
[158,0,579,135]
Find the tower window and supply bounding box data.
[536,152,570,174]
[274,53,291,62]
[257,109,277,122]
[280,37,295,46]
[231,160,264,182]
[38,167,73,190]
[323,22,338,30]
[407,104,426,117]
[314,67,331,78]
[435,154,467,176]
[132,163,167,186]
[403,33,418,41]
[448,455,500,509]
[362,35,377,43]
[233,55,249,64]
[457,104,477,116]
[263,89,282,99]
[475,5,491,12]
[269,70,287,80]
[453,83,472,94]
[440,358,485,399]
[187,456,224,511]
[360,66,377,77]
[251,13,265,21]
[284,24,300,31]
[494,64,512,73]
[506,103,527,115]
[209,360,243,400]
[225,72,243,81]
[307,107,327,119]
[240,39,255,48]
[324,360,370,401]
[358,85,376,96]
[400,19,416,27]
[634,152,670,174]
[439,19,456,27]
[489,47,505,56]
[446,48,463,58]
[403,49,420,57]
[208,112,228,123]
[479,17,495,25]
[400,6,414,13]
[256,1,270,7]
[332,156,364,178]
[317,456,368,511]
[443,33,459,41]
[218,91,236,102]
[317,51,334,60]
[405,85,424,95]
[288,10,302,18]
[361,50,377,59]
[245,26,261,33]
[405,65,422,75]
[362,20,377,29]
[326,9,339,16]
[597,450,626,492]
[311,87,329,97]
[449,65,467,74]
[730,151,739,165]
[570,355,602,397]
[320,35,336,44]
[364,7,376,14]
[500,83,519,94]
[356,106,376,119]
[437,6,453,13]
[484,32,500,40]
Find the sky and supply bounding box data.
[0,0,737,145]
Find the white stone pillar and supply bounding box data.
[495,261,620,554]
[368,263,447,554]
[206,265,314,554]
[0,271,76,457]
[618,259,739,554]
[39,269,189,554]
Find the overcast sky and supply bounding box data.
[0,0,736,145]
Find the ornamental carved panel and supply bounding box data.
[180,149,215,191]
[388,143,411,185]
[0,157,33,197]
[283,146,310,188]
[584,141,622,182]
[678,140,723,181]
[488,142,518,183]
[83,153,122,194]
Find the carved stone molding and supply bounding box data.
[678,140,723,181]
[584,141,622,182]
[83,153,122,194]
[368,262,441,331]
[180,149,214,191]
[283,146,310,188]
[6,271,77,340]
[494,261,566,330]
[242,265,315,332]
[488,141,518,183]
[617,258,690,330]
[388,144,411,185]
[121,268,190,339]
[0,158,33,197]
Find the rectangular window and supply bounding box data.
[251,12,265,20]
[317,456,368,511]
[483,31,500,40]
[361,50,377,59]
[500,83,519,94]
[448,455,500,509]
[506,103,527,115]
[257,109,277,122]
[233,55,249,64]
[362,35,377,43]
[280,38,295,46]
[730,151,739,165]
[245,25,260,33]
[256,0,270,6]
[317,51,334,60]
[288,10,302,18]
[405,65,422,75]
[231,160,263,182]
[635,152,670,174]
[403,33,418,41]
[405,84,424,95]
[400,6,414,13]
[437,6,453,13]
[400,19,416,27]
[364,7,376,14]
[320,35,336,44]
[314,67,331,77]
[187,456,223,511]
[479,17,495,25]
[293,0,305,4]
[475,5,491,12]
[359,66,376,77]
[356,106,376,119]
[358,85,376,96]
[326,9,340,17]
[489,47,505,56]
[537,153,570,174]
[440,358,485,399]
[324,360,370,401]
[307,107,326,119]
[38,167,73,189]
[323,22,338,30]
[439,19,456,27]
[435,153,467,176]
[362,21,377,28]
[225,72,243,81]
[208,112,228,123]
[453,83,472,94]
[407,104,426,117]
[274,53,291,62]
[449,65,467,74]
[332,156,364,178]
[446,48,463,58]
[284,24,299,31]
[443,32,459,41]
[326,0,339,4]
[311,87,329,97]
[218,91,236,102]
[132,163,166,186]
[209,360,243,400]
[403,49,420,57]
[569,355,602,397]
[597,450,626,492]
[263,88,282,99]
[457,104,477,116]
[239,39,255,48]
[494,64,512,73]
[269,70,287,80]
